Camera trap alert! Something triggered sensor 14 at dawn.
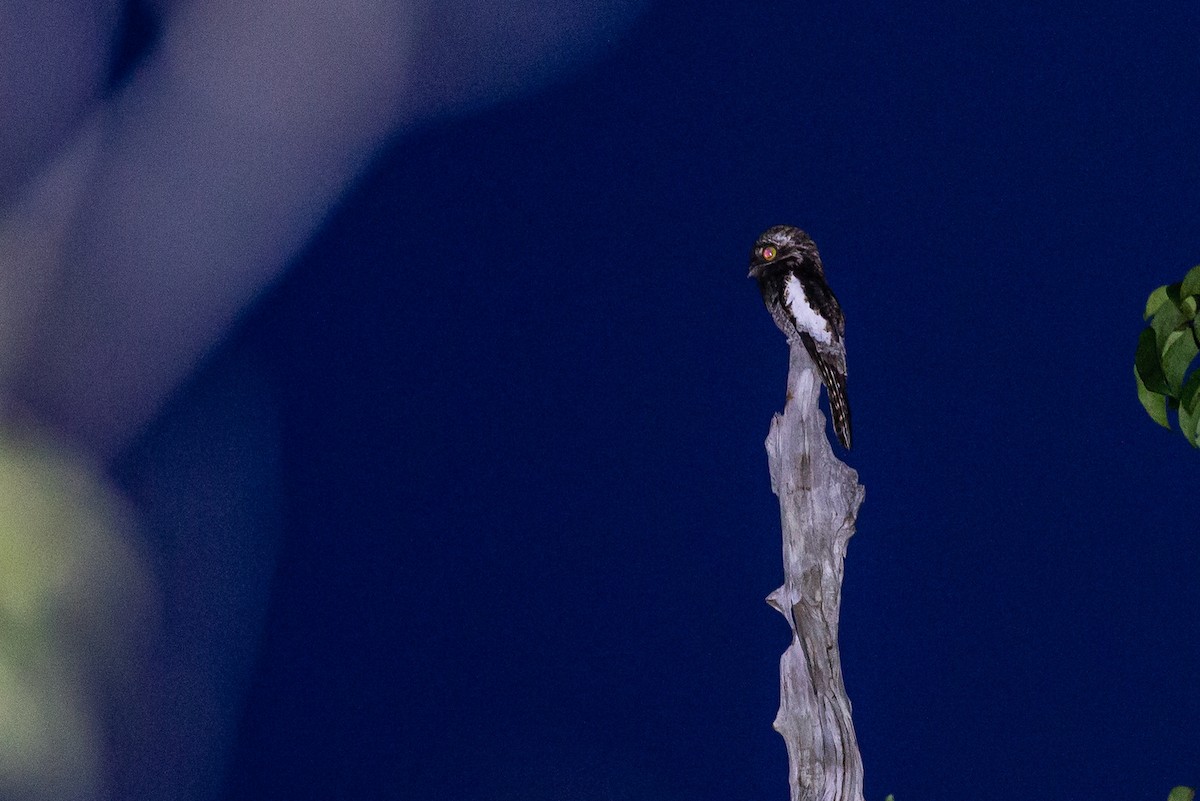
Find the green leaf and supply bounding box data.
[1151,298,1186,354]
[1179,372,1200,446]
[1179,401,1200,447]
[1136,327,1172,396]
[1161,327,1200,394]
[1145,284,1172,319]
[1184,294,1199,319]
[1181,263,1200,299]
[1181,369,1200,412]
[1136,365,1171,429]
[1167,787,1195,801]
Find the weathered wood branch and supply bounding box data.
[765,342,866,801]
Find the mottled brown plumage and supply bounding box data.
[748,225,852,448]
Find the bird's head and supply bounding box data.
[748,225,820,279]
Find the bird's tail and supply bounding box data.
[814,351,852,450]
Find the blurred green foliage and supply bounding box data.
[0,425,155,800]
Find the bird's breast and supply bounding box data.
[783,273,833,344]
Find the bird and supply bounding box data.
[748,225,852,449]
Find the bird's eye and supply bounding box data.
[761,246,778,261]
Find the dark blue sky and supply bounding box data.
[200,3,1200,798]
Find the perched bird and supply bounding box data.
[748,225,852,449]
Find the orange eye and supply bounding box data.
[762,246,778,260]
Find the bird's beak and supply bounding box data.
[748,264,762,278]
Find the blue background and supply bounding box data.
[181,3,1200,798]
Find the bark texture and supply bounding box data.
[764,343,866,801]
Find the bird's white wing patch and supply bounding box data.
[784,273,832,344]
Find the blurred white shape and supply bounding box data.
[0,1,120,209]
[5,0,648,460]
[0,4,647,800]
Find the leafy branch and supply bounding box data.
[1135,264,1200,447]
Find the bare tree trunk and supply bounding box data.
[764,343,866,801]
